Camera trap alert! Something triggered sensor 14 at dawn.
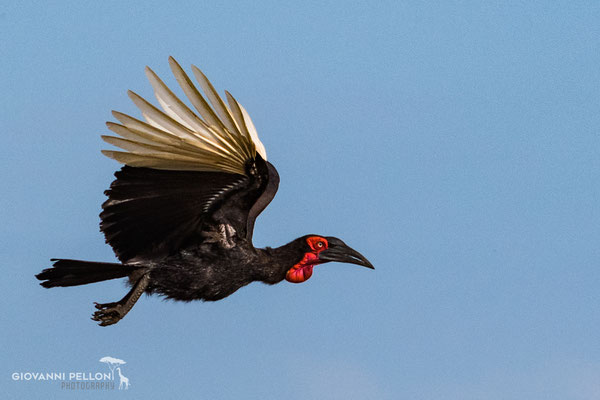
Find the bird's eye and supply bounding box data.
[307,236,328,251]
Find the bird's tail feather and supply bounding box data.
[36,259,137,288]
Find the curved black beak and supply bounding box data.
[318,237,374,269]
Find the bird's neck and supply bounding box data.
[256,241,306,284]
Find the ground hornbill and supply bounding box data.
[36,57,374,326]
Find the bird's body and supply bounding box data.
[145,237,311,301]
[37,58,373,326]
[148,239,267,302]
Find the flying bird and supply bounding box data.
[36,57,374,326]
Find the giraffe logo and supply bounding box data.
[99,356,130,390]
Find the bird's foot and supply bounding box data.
[90,274,150,327]
[92,302,124,326]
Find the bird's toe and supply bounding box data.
[91,303,123,326]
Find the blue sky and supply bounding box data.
[2,1,599,399]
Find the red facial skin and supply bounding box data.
[285,237,328,283]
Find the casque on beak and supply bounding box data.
[318,237,374,269]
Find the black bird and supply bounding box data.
[36,57,373,326]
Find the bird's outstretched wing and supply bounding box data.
[100,57,279,263]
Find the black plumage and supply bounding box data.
[36,58,373,326]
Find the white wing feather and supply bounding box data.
[102,57,267,174]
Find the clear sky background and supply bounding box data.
[2,1,599,399]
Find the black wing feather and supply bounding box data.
[101,166,246,262]
[100,155,277,263]
[246,162,279,241]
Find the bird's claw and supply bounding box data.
[92,302,124,326]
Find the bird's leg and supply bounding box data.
[92,273,150,326]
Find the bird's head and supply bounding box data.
[285,235,374,283]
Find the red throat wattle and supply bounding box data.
[285,236,329,283]
[285,252,317,283]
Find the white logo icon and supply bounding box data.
[99,356,130,390]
